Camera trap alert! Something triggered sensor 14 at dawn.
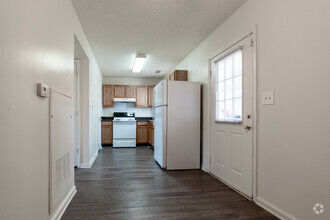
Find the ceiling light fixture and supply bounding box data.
[132,55,146,73]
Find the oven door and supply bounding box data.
[113,121,136,147]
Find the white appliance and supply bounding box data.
[113,112,136,147]
[154,80,201,170]
[114,98,136,103]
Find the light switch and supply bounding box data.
[262,91,274,105]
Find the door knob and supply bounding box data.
[243,125,251,130]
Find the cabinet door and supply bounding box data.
[102,124,113,145]
[136,86,148,107]
[103,85,114,107]
[173,70,188,81]
[147,85,155,107]
[137,125,148,144]
[125,85,136,98]
[114,85,125,98]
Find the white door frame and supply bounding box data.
[207,26,258,200]
[74,59,81,168]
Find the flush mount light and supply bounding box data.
[132,55,146,73]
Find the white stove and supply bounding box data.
[113,112,136,147]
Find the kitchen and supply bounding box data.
[101,70,201,170]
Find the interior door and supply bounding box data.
[210,34,254,198]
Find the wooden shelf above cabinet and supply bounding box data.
[168,70,188,81]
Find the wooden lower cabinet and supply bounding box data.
[148,121,154,148]
[137,121,154,147]
[137,121,148,144]
[101,121,113,145]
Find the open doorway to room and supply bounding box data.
[73,35,88,168]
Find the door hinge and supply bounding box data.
[250,38,254,47]
[210,70,212,78]
[76,148,79,154]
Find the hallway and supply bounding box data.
[62,147,275,219]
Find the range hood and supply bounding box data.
[114,98,136,103]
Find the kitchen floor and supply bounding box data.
[62,147,276,219]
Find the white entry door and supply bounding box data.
[210,34,254,198]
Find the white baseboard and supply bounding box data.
[49,186,76,220]
[202,165,209,172]
[255,197,298,220]
[80,151,98,168]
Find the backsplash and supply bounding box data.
[102,102,154,117]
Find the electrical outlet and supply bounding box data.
[262,91,274,105]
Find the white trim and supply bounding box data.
[49,186,76,220]
[74,60,81,168]
[256,197,298,220]
[201,165,209,173]
[208,26,257,199]
[80,151,98,168]
[252,24,258,201]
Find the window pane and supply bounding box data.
[225,100,233,120]
[233,98,242,120]
[225,79,233,99]
[233,76,242,98]
[217,81,224,101]
[217,61,225,81]
[215,49,243,122]
[234,51,242,76]
[225,57,233,79]
[217,101,225,120]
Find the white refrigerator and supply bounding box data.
[154,80,201,170]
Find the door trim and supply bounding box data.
[207,25,258,200]
[74,59,81,168]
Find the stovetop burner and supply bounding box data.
[113,112,135,117]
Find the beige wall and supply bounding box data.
[173,0,330,219]
[0,0,102,219]
[103,76,161,86]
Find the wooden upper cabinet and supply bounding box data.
[114,85,125,98]
[147,86,155,107]
[169,70,188,81]
[103,85,114,107]
[136,86,148,107]
[125,85,136,98]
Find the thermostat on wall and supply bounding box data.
[37,83,50,98]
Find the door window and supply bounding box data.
[215,50,242,122]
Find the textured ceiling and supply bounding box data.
[71,0,247,78]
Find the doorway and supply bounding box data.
[73,60,81,168]
[209,32,256,198]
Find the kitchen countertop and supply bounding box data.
[101,117,153,121]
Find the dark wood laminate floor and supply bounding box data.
[62,147,276,220]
